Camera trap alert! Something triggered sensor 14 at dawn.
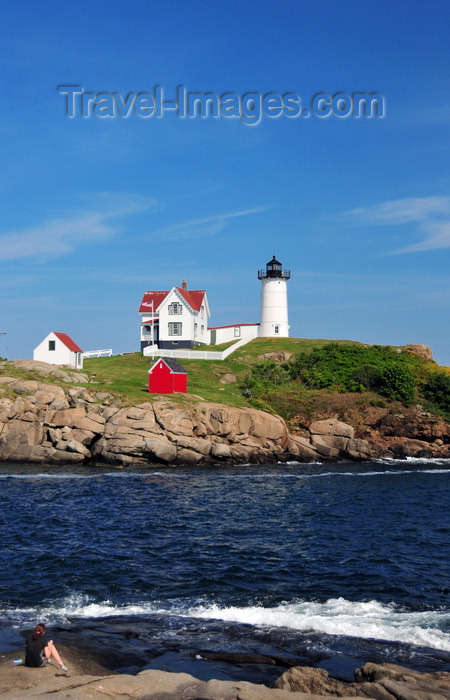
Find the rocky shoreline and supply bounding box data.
[1,646,449,699]
[0,360,449,467]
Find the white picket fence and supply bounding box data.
[82,349,113,359]
[143,335,253,361]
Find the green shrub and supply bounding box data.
[290,343,420,403]
[243,360,292,392]
[423,373,450,415]
[352,364,383,391]
[378,365,416,404]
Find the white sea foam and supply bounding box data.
[3,595,450,652]
[377,456,450,466]
[187,598,450,651]
[0,471,183,480]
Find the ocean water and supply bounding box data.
[1,459,449,685]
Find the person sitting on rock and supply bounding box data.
[25,623,68,672]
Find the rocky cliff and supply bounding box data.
[0,365,449,466]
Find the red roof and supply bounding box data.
[139,290,169,313]
[53,332,83,353]
[176,287,205,312]
[139,288,206,313]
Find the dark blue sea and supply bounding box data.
[1,459,449,686]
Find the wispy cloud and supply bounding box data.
[0,193,156,262]
[151,205,270,240]
[339,196,450,253]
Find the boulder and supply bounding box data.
[10,380,41,395]
[5,360,89,383]
[55,438,91,457]
[256,352,293,362]
[67,387,96,403]
[0,419,44,452]
[172,435,212,456]
[204,405,235,437]
[353,662,450,700]
[248,409,286,441]
[176,447,204,464]
[70,428,97,446]
[287,436,321,461]
[346,438,372,459]
[309,437,340,459]
[153,403,194,436]
[273,665,353,695]
[143,437,177,463]
[403,344,434,361]
[98,434,146,456]
[309,419,355,439]
[7,396,37,420]
[51,407,86,428]
[76,416,106,433]
[311,434,350,452]
[33,390,69,410]
[211,441,232,458]
[220,373,237,384]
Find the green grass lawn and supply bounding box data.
[83,337,364,407]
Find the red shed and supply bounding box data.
[148,357,187,394]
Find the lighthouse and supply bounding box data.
[258,256,290,337]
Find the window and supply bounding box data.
[144,325,151,333]
[274,325,280,334]
[234,326,241,337]
[201,305,204,318]
[168,322,182,336]
[194,323,198,337]
[168,302,183,315]
[49,340,56,351]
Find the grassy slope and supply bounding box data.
[81,337,364,408]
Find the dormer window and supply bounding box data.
[168,302,183,315]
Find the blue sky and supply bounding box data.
[1,0,449,365]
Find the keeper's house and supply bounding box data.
[139,281,210,351]
[33,331,84,369]
[148,357,187,394]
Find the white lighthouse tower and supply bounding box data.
[258,255,290,337]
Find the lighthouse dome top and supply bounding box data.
[258,255,291,280]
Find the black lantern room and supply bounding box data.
[258,255,291,280]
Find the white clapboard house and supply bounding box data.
[139,281,210,351]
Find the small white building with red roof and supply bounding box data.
[139,281,210,351]
[33,332,84,369]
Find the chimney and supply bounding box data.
[182,280,187,290]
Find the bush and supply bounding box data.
[423,373,450,415]
[378,365,416,405]
[291,343,419,403]
[352,364,383,391]
[243,360,292,392]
